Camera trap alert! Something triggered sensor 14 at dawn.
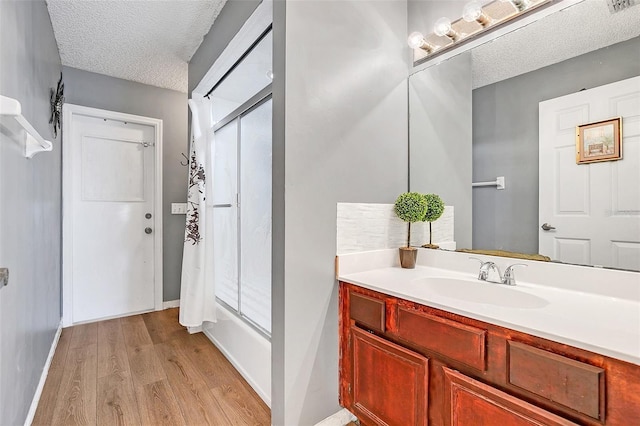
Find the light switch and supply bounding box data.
[171,203,188,214]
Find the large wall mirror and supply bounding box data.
[409,0,640,271]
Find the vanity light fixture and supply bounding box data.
[463,1,491,26]
[407,31,436,52]
[501,0,530,12]
[434,17,460,40]
[408,0,552,65]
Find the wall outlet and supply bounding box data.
[171,203,188,214]
[0,268,8,287]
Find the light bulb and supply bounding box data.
[463,1,490,26]
[407,31,426,49]
[434,17,458,40]
[463,1,483,22]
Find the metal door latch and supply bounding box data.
[0,268,8,287]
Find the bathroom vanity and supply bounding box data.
[337,250,640,426]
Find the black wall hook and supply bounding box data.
[180,152,189,167]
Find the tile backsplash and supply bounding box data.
[337,203,455,255]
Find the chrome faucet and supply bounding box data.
[469,258,527,286]
[502,263,527,286]
[470,257,502,283]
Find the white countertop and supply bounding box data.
[337,249,640,366]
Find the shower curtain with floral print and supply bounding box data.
[180,98,216,327]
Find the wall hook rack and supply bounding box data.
[0,95,53,158]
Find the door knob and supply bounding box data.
[541,223,556,231]
[145,227,153,234]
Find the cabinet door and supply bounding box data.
[443,367,577,426]
[351,327,428,426]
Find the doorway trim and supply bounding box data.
[62,103,163,327]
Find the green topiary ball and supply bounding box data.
[422,193,445,222]
[394,192,428,223]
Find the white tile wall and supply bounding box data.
[336,203,455,255]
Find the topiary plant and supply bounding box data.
[421,193,445,248]
[394,192,428,248]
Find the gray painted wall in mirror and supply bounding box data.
[473,37,640,254]
[0,1,62,423]
[63,66,188,301]
[409,52,473,249]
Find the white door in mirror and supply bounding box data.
[539,76,640,270]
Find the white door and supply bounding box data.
[65,107,160,324]
[539,76,640,270]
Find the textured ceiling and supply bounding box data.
[472,0,640,88]
[46,0,227,93]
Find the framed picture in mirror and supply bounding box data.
[576,117,622,164]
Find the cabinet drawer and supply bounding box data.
[508,341,605,421]
[444,367,577,426]
[350,292,385,332]
[396,308,486,371]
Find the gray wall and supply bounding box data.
[188,0,262,94]
[473,37,640,253]
[274,1,408,424]
[409,52,473,249]
[63,66,188,301]
[0,1,62,424]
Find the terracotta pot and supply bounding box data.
[399,247,417,269]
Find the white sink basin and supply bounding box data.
[412,277,549,309]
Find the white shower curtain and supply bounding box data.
[179,97,216,327]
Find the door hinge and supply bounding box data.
[348,384,352,394]
[348,333,352,349]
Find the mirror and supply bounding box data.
[409,0,640,271]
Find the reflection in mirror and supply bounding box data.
[409,0,640,271]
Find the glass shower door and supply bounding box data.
[239,99,272,333]
[212,120,238,310]
[211,97,272,335]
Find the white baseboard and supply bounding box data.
[315,408,358,426]
[24,321,63,426]
[163,299,180,309]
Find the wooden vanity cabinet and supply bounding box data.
[339,282,640,426]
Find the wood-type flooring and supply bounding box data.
[32,308,270,425]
